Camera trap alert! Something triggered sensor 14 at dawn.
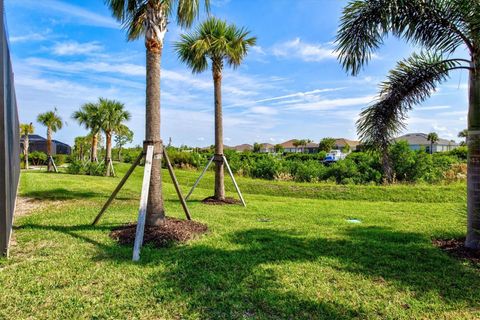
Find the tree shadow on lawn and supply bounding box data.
[22,188,137,201]
[139,227,480,319]
[14,223,480,318]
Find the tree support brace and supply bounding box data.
[91,141,192,261]
[185,154,246,207]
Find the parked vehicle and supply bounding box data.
[324,150,346,163]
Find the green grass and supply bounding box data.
[1,164,478,319]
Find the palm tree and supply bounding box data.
[106,0,209,224]
[37,109,63,172]
[99,98,131,176]
[427,132,439,154]
[73,101,103,162]
[458,129,468,146]
[175,17,256,201]
[19,122,34,170]
[335,0,480,248]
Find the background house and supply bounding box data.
[333,138,361,152]
[259,143,275,153]
[225,144,253,152]
[279,139,319,153]
[20,134,71,155]
[393,133,458,153]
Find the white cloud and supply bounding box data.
[52,41,103,56]
[272,38,336,62]
[286,95,375,111]
[10,33,46,43]
[249,106,278,115]
[13,0,118,29]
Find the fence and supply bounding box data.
[0,0,20,257]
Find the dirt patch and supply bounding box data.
[110,217,208,248]
[433,238,480,263]
[201,196,241,205]
[15,197,46,217]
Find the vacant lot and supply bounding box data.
[0,164,477,319]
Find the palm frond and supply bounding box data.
[335,0,470,75]
[357,52,458,149]
[174,17,256,73]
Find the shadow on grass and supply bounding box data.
[23,188,102,200]
[14,223,480,318]
[139,227,480,318]
[22,188,138,202]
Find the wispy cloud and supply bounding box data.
[12,0,118,29]
[286,95,375,111]
[52,41,103,56]
[10,33,47,43]
[272,38,336,62]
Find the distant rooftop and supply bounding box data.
[394,133,458,146]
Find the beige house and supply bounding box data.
[393,133,458,153]
[279,139,319,153]
[333,138,361,152]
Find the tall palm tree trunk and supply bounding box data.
[47,127,52,172]
[24,137,29,170]
[213,62,225,200]
[466,62,480,249]
[91,133,98,162]
[105,131,113,176]
[145,39,165,226]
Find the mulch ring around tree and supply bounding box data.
[201,196,241,205]
[110,217,208,248]
[433,237,480,264]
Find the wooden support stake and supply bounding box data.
[132,145,154,262]
[91,151,144,225]
[109,158,116,177]
[223,155,246,207]
[185,155,214,200]
[163,148,192,220]
[49,156,58,173]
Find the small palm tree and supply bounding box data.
[335,0,480,248]
[458,129,468,146]
[19,122,34,169]
[37,109,63,172]
[73,102,104,162]
[106,0,209,225]
[175,17,256,201]
[427,132,439,154]
[99,98,131,176]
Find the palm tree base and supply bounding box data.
[201,196,241,205]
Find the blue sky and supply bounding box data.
[5,0,469,147]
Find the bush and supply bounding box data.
[249,156,279,179]
[66,160,106,176]
[29,151,47,166]
[53,154,67,166]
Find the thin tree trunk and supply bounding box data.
[91,133,98,162]
[105,131,112,176]
[382,147,393,184]
[466,63,480,249]
[47,127,52,172]
[213,61,225,200]
[145,33,165,226]
[118,146,122,162]
[24,137,29,170]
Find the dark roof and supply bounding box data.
[21,134,45,142]
[21,134,71,147]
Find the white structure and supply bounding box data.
[393,133,458,153]
[324,150,347,162]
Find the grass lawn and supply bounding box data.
[1,163,478,319]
